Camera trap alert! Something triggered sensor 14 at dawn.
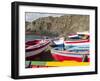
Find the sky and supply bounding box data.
[25,12,63,22]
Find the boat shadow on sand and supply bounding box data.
[26,47,54,61]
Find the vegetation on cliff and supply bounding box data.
[25,15,89,38]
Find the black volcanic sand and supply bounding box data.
[26,49,55,61]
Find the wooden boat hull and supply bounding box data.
[51,50,90,62]
[64,39,89,47]
[68,32,89,40]
[26,40,50,58]
[68,34,80,39]
[52,37,64,46]
[66,46,89,52]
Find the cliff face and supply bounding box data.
[26,15,89,38]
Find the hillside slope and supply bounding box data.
[26,15,89,38]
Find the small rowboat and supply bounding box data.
[66,46,89,52]
[52,37,64,47]
[68,32,89,40]
[65,45,89,50]
[68,34,80,39]
[25,40,50,58]
[51,49,89,62]
[77,31,89,35]
[64,39,89,47]
[53,37,64,45]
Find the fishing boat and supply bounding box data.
[65,32,90,49]
[52,37,64,47]
[51,49,90,62]
[25,39,50,58]
[64,39,90,47]
[65,44,89,50]
[68,34,80,39]
[77,31,89,35]
[51,32,90,62]
[68,32,89,40]
[66,46,89,52]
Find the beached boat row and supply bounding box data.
[25,32,90,62]
[51,32,90,62]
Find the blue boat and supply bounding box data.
[65,45,89,49]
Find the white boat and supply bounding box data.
[51,37,64,48]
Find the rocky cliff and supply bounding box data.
[25,15,89,38]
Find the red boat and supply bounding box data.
[64,39,90,47]
[25,39,50,58]
[51,50,90,62]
